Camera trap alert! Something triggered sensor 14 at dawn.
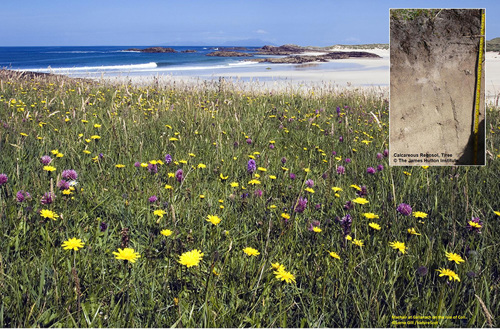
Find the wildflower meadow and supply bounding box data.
[0,70,499,327]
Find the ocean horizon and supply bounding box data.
[0,46,365,81]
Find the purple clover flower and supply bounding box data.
[289,173,296,180]
[165,154,172,164]
[0,173,7,186]
[100,222,108,232]
[345,158,351,163]
[41,192,54,205]
[397,203,412,216]
[16,190,31,203]
[281,157,287,164]
[269,144,275,149]
[337,166,345,174]
[246,138,252,145]
[367,167,376,174]
[147,163,158,174]
[305,179,314,188]
[61,169,78,181]
[247,159,256,174]
[175,169,184,182]
[254,189,263,197]
[383,149,389,157]
[57,180,70,190]
[40,155,52,165]
[376,153,383,160]
[149,195,158,203]
[377,164,384,172]
[294,197,308,213]
[339,136,343,142]
[356,186,368,197]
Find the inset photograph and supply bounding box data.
[390,9,485,166]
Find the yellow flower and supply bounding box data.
[154,209,167,218]
[352,197,369,205]
[331,187,343,192]
[350,184,361,191]
[199,194,205,199]
[436,268,460,282]
[206,215,221,225]
[257,167,267,172]
[407,228,421,235]
[197,163,206,169]
[94,124,101,128]
[113,248,141,263]
[51,149,59,155]
[493,211,500,216]
[165,184,173,190]
[273,268,296,284]
[422,166,429,169]
[62,189,72,195]
[352,239,364,247]
[161,229,173,237]
[445,251,465,264]
[369,222,381,230]
[83,150,91,154]
[40,209,59,220]
[389,241,407,254]
[220,173,228,180]
[304,168,310,173]
[62,238,85,251]
[56,153,64,158]
[248,179,261,185]
[230,182,239,188]
[281,213,290,220]
[115,164,125,168]
[269,175,276,180]
[91,135,101,140]
[312,227,322,233]
[20,132,28,137]
[329,251,340,260]
[305,187,315,193]
[403,171,411,176]
[243,247,260,256]
[168,172,175,178]
[412,211,428,218]
[346,235,352,241]
[271,262,284,271]
[178,249,204,268]
[43,166,56,172]
[363,213,379,219]
[169,137,179,141]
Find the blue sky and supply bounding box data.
[1,0,499,46]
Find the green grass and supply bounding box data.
[0,70,499,327]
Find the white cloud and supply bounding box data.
[255,29,268,34]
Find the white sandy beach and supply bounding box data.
[99,48,500,104]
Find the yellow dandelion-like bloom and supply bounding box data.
[329,251,341,260]
[83,150,91,154]
[197,163,206,169]
[206,215,221,225]
[352,197,369,205]
[254,173,260,178]
[363,213,379,219]
[493,211,500,216]
[248,179,261,185]
[115,164,125,168]
[436,268,460,282]
[281,213,290,220]
[269,175,276,180]
[154,209,167,218]
[332,187,343,192]
[305,187,315,193]
[274,268,296,284]
[161,229,173,237]
[271,262,284,271]
[346,235,352,241]
[220,173,228,180]
[51,149,59,155]
[188,153,196,157]
[243,247,260,256]
[445,251,465,264]
[407,228,421,235]
[389,241,407,254]
[258,167,267,172]
[169,137,179,141]
[20,132,28,137]
[62,189,72,195]
[178,249,204,268]
[335,193,341,198]
[165,184,173,190]
[43,166,56,172]
[369,222,381,230]
[468,221,481,228]
[230,182,239,188]
[56,152,64,158]
[199,194,205,199]
[113,248,141,263]
[335,156,342,161]
[94,124,101,128]
[40,209,59,220]
[413,211,428,218]
[304,168,311,173]
[403,171,411,176]
[352,239,364,247]
[312,227,322,233]
[422,166,429,169]
[91,135,101,140]
[62,237,85,251]
[350,184,361,191]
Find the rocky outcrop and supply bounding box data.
[126,47,177,53]
[206,51,253,57]
[250,51,380,64]
[181,49,197,53]
[257,44,308,55]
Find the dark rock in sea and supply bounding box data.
[181,49,197,53]
[257,44,308,55]
[206,51,253,57]
[218,47,249,51]
[126,47,177,53]
[250,51,380,64]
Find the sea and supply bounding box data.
[0,46,362,82]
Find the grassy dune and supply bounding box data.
[0,70,499,327]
